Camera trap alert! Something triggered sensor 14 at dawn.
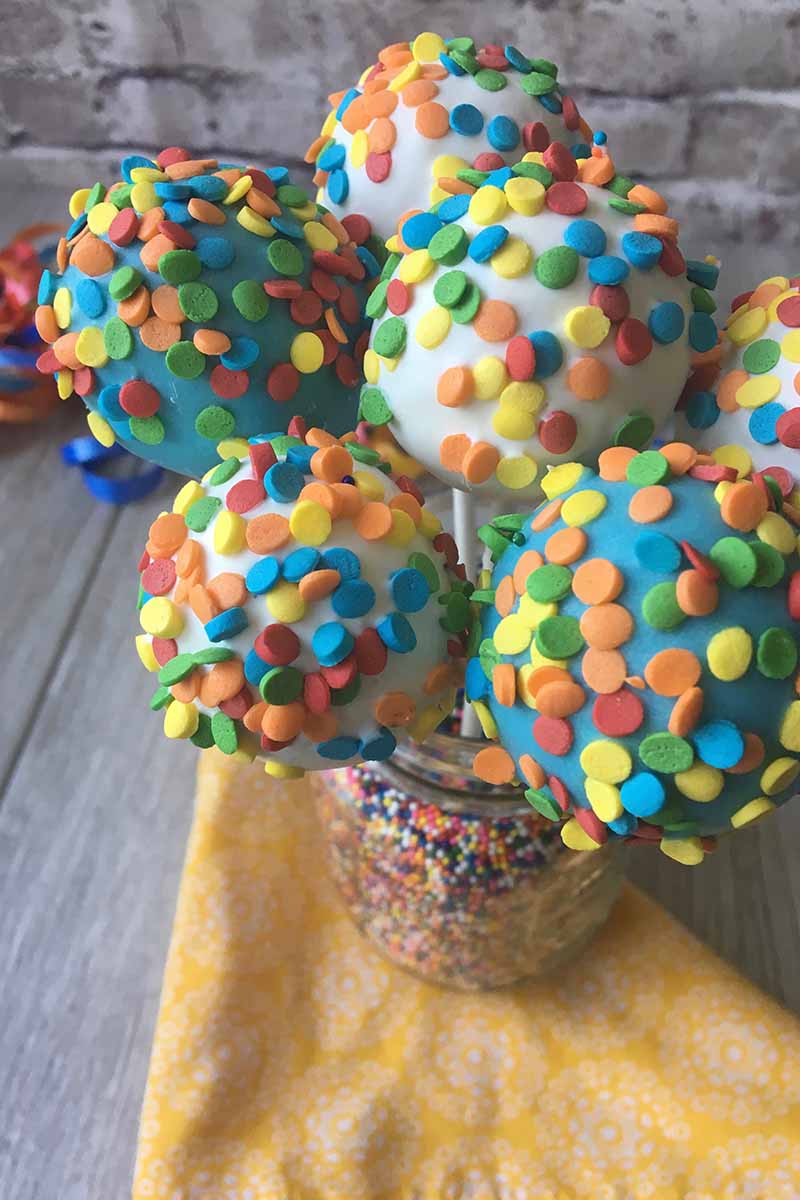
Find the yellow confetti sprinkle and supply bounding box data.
[303,221,338,252]
[173,480,205,515]
[264,761,305,780]
[781,330,800,363]
[760,757,800,796]
[130,181,159,213]
[398,249,435,284]
[730,796,775,828]
[674,763,723,802]
[236,208,274,238]
[68,187,90,219]
[471,700,498,739]
[564,305,611,349]
[75,326,108,368]
[289,499,332,546]
[580,741,632,784]
[468,185,508,226]
[412,30,446,62]
[541,462,585,498]
[473,356,508,400]
[491,236,533,279]
[266,580,306,623]
[727,306,767,345]
[711,444,752,479]
[415,305,452,349]
[223,175,253,205]
[736,375,781,409]
[757,512,796,554]
[350,129,368,168]
[353,469,384,500]
[779,701,800,751]
[389,60,422,91]
[561,818,602,851]
[585,779,623,822]
[290,331,324,374]
[213,511,247,555]
[140,596,184,639]
[385,509,417,547]
[87,410,115,447]
[492,405,535,441]
[706,626,752,681]
[494,614,533,655]
[561,489,607,527]
[496,455,538,490]
[518,593,556,629]
[163,701,199,740]
[504,176,545,216]
[660,837,704,865]
[134,634,159,673]
[86,201,117,235]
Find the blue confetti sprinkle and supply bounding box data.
[504,44,532,73]
[264,460,304,503]
[37,269,56,305]
[402,211,444,250]
[245,556,281,594]
[487,114,520,151]
[244,649,269,686]
[97,385,126,422]
[685,391,720,430]
[376,612,417,654]
[749,402,784,445]
[686,259,719,290]
[318,142,346,172]
[335,88,360,120]
[620,772,665,818]
[282,547,320,581]
[317,735,361,760]
[588,255,630,286]
[688,311,718,354]
[563,218,607,258]
[465,656,489,702]
[76,277,106,319]
[360,727,397,761]
[332,578,376,618]
[187,175,228,201]
[529,330,564,379]
[648,301,686,345]
[221,336,260,370]
[634,531,682,573]
[450,102,484,136]
[469,224,508,263]
[693,720,744,769]
[313,622,354,667]
[388,567,430,613]
[321,547,361,580]
[327,168,349,205]
[205,607,248,643]
[621,231,662,270]
[438,194,471,223]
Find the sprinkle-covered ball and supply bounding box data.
[34,151,382,477]
[676,273,800,489]
[135,423,471,777]
[360,151,716,499]
[309,32,594,244]
[465,443,800,864]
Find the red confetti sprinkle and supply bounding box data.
[267,362,300,403]
[731,290,753,312]
[397,475,424,503]
[574,806,608,844]
[255,624,300,666]
[312,249,350,276]
[261,734,295,751]
[477,48,508,69]
[304,672,331,714]
[561,94,580,131]
[158,220,195,250]
[432,531,458,568]
[108,208,140,246]
[73,367,95,397]
[777,408,800,448]
[365,151,391,183]
[157,146,190,168]
[119,379,160,418]
[137,548,150,573]
[592,688,644,736]
[246,168,274,195]
[533,715,574,756]
[210,365,249,400]
[657,239,685,277]
[310,268,340,301]
[264,278,303,299]
[680,361,720,401]
[548,774,571,812]
[249,440,277,479]
[505,334,536,381]
[589,284,630,324]
[545,180,587,215]
[522,122,550,152]
[316,328,340,365]
[538,410,577,456]
[226,478,266,513]
[679,540,720,580]
[341,212,372,245]
[688,463,737,484]
[35,349,60,374]
[615,317,653,365]
[543,141,578,181]
[335,352,360,387]
[473,151,506,172]
[320,654,358,689]
[141,558,176,596]
[386,279,410,315]
[287,415,307,438]
[777,296,800,327]
[338,284,360,325]
[290,290,323,326]
[152,637,178,666]
[220,686,252,719]
[354,628,387,675]
[788,571,800,620]
[759,465,794,497]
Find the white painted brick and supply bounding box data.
[0,73,107,147]
[688,94,800,194]
[571,95,690,177]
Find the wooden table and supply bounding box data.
[1,407,798,1200]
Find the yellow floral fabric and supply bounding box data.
[133,753,800,1200]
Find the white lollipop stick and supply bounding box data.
[452,488,484,739]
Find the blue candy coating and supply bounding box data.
[587,255,630,286]
[98,385,126,422]
[563,219,607,258]
[469,225,508,263]
[450,103,484,136]
[388,567,430,613]
[245,556,281,594]
[332,579,376,618]
[693,720,745,769]
[621,231,662,270]
[312,622,354,667]
[377,612,417,654]
[264,460,304,502]
[648,301,685,345]
[487,114,520,151]
[281,547,320,582]
[205,607,248,642]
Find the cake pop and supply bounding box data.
[676,273,800,491]
[465,443,800,864]
[359,150,718,499]
[135,423,471,777]
[308,32,594,244]
[34,151,381,477]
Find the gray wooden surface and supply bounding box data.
[1,406,799,1200]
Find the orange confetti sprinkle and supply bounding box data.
[645,648,702,697]
[572,558,624,605]
[628,485,673,524]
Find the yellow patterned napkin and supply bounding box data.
[133,753,800,1200]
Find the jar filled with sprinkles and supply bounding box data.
[314,727,623,989]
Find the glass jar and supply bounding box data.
[313,731,625,990]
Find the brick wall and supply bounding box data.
[1,0,798,307]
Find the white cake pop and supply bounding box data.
[675,273,800,492]
[359,151,718,499]
[135,425,471,779]
[307,32,594,244]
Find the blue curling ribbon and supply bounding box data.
[61,435,164,505]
